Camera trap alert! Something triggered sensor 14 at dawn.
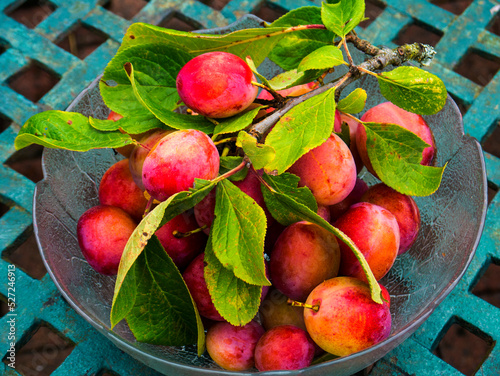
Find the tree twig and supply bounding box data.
[250,42,438,138]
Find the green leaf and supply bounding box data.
[363,122,446,196]
[213,106,262,136]
[268,69,321,91]
[337,88,367,114]
[298,45,346,72]
[261,173,317,223]
[119,23,292,67]
[246,56,273,88]
[100,43,192,118]
[269,7,335,70]
[377,66,447,115]
[236,131,276,170]
[121,236,205,351]
[14,111,133,151]
[111,179,215,328]
[204,234,262,326]
[321,0,366,38]
[265,87,337,174]
[261,173,382,304]
[89,113,167,135]
[219,156,248,181]
[124,63,215,133]
[211,179,270,286]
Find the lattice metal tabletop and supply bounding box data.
[0,0,499,375]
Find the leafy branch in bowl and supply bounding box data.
[15,0,450,369]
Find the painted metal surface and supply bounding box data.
[0,0,498,375]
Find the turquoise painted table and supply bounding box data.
[0,0,499,375]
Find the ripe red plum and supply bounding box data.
[317,205,331,222]
[254,325,315,371]
[206,320,264,371]
[142,129,219,202]
[129,129,171,191]
[269,221,341,301]
[77,205,136,275]
[182,253,225,321]
[361,183,421,255]
[176,51,258,118]
[304,277,392,356]
[334,202,399,282]
[193,188,215,235]
[98,159,148,222]
[155,211,207,269]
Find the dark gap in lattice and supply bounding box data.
[454,49,500,87]
[429,0,473,15]
[489,12,500,36]
[158,12,201,31]
[487,183,498,206]
[5,143,44,183]
[252,2,288,23]
[0,41,8,56]
[198,0,231,11]
[4,322,75,376]
[472,258,500,309]
[448,93,469,116]
[482,121,500,158]
[359,0,386,29]
[393,21,443,47]
[56,22,109,60]
[4,0,56,29]
[433,317,494,376]
[103,0,148,20]
[0,294,9,318]
[0,200,10,218]
[0,112,12,133]
[4,232,47,280]
[7,60,60,103]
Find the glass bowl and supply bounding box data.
[33,15,487,376]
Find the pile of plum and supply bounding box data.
[77,51,433,372]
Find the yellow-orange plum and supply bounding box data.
[288,133,357,206]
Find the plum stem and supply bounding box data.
[173,225,207,238]
[213,159,248,183]
[143,195,155,217]
[252,81,285,101]
[342,37,354,66]
[287,299,320,312]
